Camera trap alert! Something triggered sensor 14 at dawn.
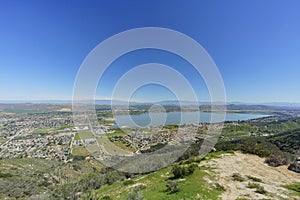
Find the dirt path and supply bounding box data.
[202,152,300,200]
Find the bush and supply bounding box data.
[246,175,262,182]
[166,181,180,193]
[256,186,268,194]
[265,154,290,167]
[214,183,226,191]
[240,140,272,157]
[247,183,267,194]
[177,139,204,161]
[0,172,13,178]
[172,165,185,179]
[171,164,196,179]
[123,179,135,186]
[288,163,300,173]
[126,186,144,200]
[101,196,112,200]
[232,173,245,182]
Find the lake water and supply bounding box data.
[114,111,270,127]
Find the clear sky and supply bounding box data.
[0,0,300,103]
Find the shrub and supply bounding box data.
[265,154,290,167]
[101,196,112,200]
[241,140,272,157]
[255,186,268,194]
[246,175,262,182]
[247,183,267,194]
[126,186,144,200]
[0,172,13,178]
[214,183,226,191]
[247,182,260,189]
[166,181,180,193]
[171,164,196,179]
[232,173,245,182]
[177,139,204,161]
[123,179,135,186]
[172,165,185,179]
[288,163,300,173]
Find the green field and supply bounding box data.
[75,132,94,140]
[0,139,7,144]
[105,128,129,137]
[112,141,137,152]
[97,137,132,155]
[74,132,80,140]
[55,125,73,131]
[32,128,50,135]
[71,147,90,156]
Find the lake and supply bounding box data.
[114,111,270,127]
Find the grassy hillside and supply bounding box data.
[84,152,233,200]
[0,158,104,199]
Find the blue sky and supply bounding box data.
[0,0,300,103]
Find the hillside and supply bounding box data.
[84,152,300,200]
[267,129,300,154]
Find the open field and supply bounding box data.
[112,141,137,152]
[76,132,94,140]
[71,147,90,156]
[32,125,74,135]
[97,137,132,155]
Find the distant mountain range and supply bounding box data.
[0,99,300,108]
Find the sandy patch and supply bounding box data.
[57,108,72,112]
[202,152,300,200]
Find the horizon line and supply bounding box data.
[0,99,300,105]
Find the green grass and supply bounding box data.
[202,150,235,161]
[32,125,73,135]
[0,172,13,178]
[74,132,80,140]
[3,109,38,114]
[32,128,50,135]
[112,141,137,152]
[0,139,7,144]
[283,182,300,196]
[93,159,224,199]
[246,175,262,182]
[247,183,267,194]
[105,128,128,137]
[55,125,73,131]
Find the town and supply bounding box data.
[0,110,225,162]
